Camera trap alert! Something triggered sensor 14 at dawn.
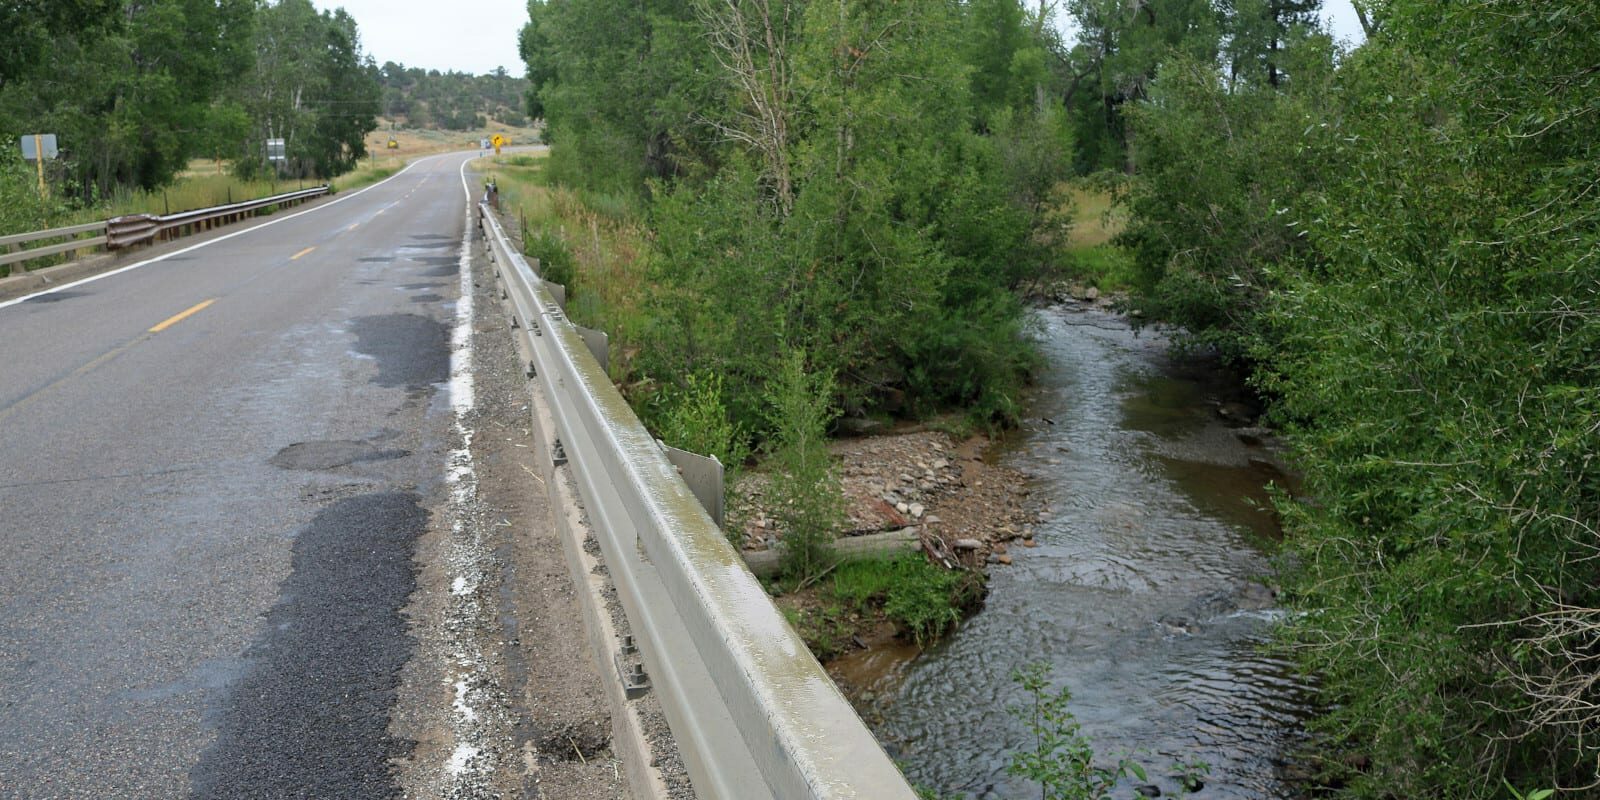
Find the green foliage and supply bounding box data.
[1007,664,1148,800]
[0,147,68,244]
[762,349,844,583]
[1114,1,1600,795]
[1118,37,1338,362]
[0,0,381,204]
[653,371,751,544]
[525,0,1064,433]
[522,224,575,289]
[232,0,379,180]
[831,553,978,645]
[0,0,258,199]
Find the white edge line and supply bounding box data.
[0,154,462,311]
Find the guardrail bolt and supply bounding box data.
[526,361,537,379]
[509,315,520,330]
[622,635,637,654]
[614,653,650,699]
[552,439,568,466]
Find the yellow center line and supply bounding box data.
[3,298,220,424]
[149,298,216,333]
[290,246,316,260]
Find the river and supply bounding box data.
[837,304,1314,798]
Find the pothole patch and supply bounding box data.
[270,440,409,471]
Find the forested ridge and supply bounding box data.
[521,0,1599,796]
[376,63,530,131]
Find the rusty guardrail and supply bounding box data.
[2,185,329,272]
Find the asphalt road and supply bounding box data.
[0,152,480,798]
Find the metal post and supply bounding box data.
[33,134,45,198]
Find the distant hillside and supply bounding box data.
[377,63,529,131]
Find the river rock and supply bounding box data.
[1085,286,1100,301]
[953,538,983,551]
[996,554,1013,565]
[992,542,1007,555]
[908,502,924,519]
[896,501,910,514]
[1134,785,1161,797]
[1022,538,1038,548]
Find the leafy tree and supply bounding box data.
[0,0,119,92]
[1114,0,1600,794]
[232,0,377,179]
[1262,3,1600,795]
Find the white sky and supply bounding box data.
[315,0,1364,77]
[312,0,530,75]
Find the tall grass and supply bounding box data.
[1055,180,1137,291]
[473,152,652,383]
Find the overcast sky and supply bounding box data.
[315,0,1365,77]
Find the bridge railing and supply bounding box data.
[477,203,918,800]
[1,186,328,273]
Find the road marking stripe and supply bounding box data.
[290,246,316,260]
[148,299,215,332]
[347,222,359,231]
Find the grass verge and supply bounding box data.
[470,151,652,385]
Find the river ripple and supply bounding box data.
[840,305,1314,799]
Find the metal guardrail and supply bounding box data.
[108,186,328,249]
[1,186,329,271]
[0,222,107,268]
[477,204,918,800]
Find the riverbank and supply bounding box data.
[730,427,1047,669]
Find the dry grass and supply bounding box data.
[1060,183,1127,248]
[366,118,542,159]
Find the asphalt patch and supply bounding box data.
[398,283,444,290]
[348,314,449,388]
[269,440,410,471]
[400,241,453,250]
[408,293,443,304]
[359,257,395,263]
[188,492,426,799]
[409,234,451,240]
[24,291,88,304]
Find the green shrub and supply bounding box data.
[831,553,981,645]
[762,349,844,583]
[522,224,574,288]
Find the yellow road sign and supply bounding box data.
[491,133,505,155]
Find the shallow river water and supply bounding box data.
[838,305,1314,798]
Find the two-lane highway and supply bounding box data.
[0,152,482,798]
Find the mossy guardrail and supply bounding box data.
[477,202,917,800]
